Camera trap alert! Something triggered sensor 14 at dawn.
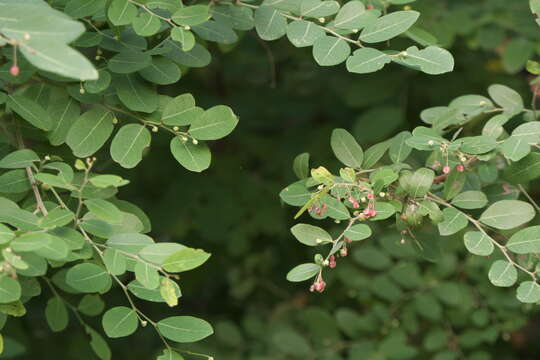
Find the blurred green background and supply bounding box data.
[4,0,540,359]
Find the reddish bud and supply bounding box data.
[314,280,326,293]
[367,4,374,9]
[328,256,336,269]
[344,237,352,244]
[322,204,328,210]
[456,164,464,172]
[443,166,450,174]
[353,201,360,209]
[340,247,348,257]
[367,193,374,200]
[363,208,371,216]
[10,65,19,76]
[369,209,377,217]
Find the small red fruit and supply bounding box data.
[10,65,19,76]
[314,280,326,293]
[443,165,450,174]
[456,164,464,172]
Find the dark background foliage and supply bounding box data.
[4,0,540,359]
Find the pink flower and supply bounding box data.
[456,164,464,172]
[443,166,450,174]
[10,65,19,76]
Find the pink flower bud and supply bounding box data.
[369,209,377,217]
[322,204,328,210]
[10,65,19,76]
[443,166,450,174]
[314,280,326,293]
[363,208,371,216]
[340,247,348,257]
[344,237,352,243]
[367,4,374,9]
[367,193,374,200]
[353,201,360,209]
[456,164,464,172]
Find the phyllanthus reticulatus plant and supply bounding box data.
[282,83,540,304]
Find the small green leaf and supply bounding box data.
[360,11,419,43]
[286,20,324,48]
[488,84,524,115]
[346,47,391,74]
[254,6,287,41]
[0,277,21,303]
[66,263,111,293]
[108,0,137,25]
[132,12,161,37]
[102,306,138,338]
[45,297,68,332]
[157,316,213,343]
[507,226,540,254]
[66,108,115,157]
[162,94,203,126]
[7,94,52,131]
[291,223,332,246]
[286,263,320,282]
[160,278,179,307]
[139,57,181,85]
[172,5,210,26]
[103,248,127,276]
[110,124,151,169]
[463,231,494,256]
[400,46,454,75]
[170,137,211,172]
[134,262,160,289]
[293,153,310,180]
[389,131,412,163]
[312,36,351,66]
[451,191,488,209]
[480,200,535,230]
[300,0,339,17]
[0,150,39,169]
[84,199,123,224]
[108,50,152,74]
[162,248,211,272]
[113,74,158,113]
[189,105,239,140]
[488,260,517,287]
[330,128,363,168]
[516,281,540,303]
[344,224,372,241]
[437,208,468,236]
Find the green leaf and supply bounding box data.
[192,21,238,44]
[279,180,311,206]
[503,152,540,184]
[171,27,196,51]
[128,278,181,303]
[157,349,184,360]
[286,20,325,48]
[162,42,211,68]
[113,74,158,113]
[344,224,372,241]
[443,169,465,200]
[507,226,540,254]
[45,297,68,332]
[103,248,127,276]
[360,11,419,43]
[90,174,130,188]
[65,108,114,158]
[480,200,535,230]
[370,202,396,221]
[293,153,310,180]
[85,199,123,224]
[0,224,15,245]
[172,5,210,26]
[346,47,392,74]
[108,0,137,26]
[0,169,31,193]
[65,0,105,18]
[488,84,524,115]
[0,277,21,303]
[389,131,412,163]
[66,263,111,293]
[157,316,213,343]
[459,136,497,155]
[39,208,75,229]
[132,12,161,37]
[254,6,287,41]
[407,168,434,198]
[78,294,105,316]
[291,223,332,246]
[139,57,181,85]
[400,46,454,75]
[437,208,468,236]
[162,248,211,272]
[134,262,160,289]
[502,38,534,74]
[108,50,152,74]
[35,236,69,260]
[162,94,203,126]
[0,150,39,169]
[363,141,390,168]
[189,105,239,140]
[85,70,112,94]
[170,137,211,172]
[300,0,339,17]
[488,260,517,287]
[516,281,540,303]
[211,4,254,31]
[286,263,320,282]
[334,1,371,30]
[7,94,52,131]
[139,243,185,265]
[463,231,494,256]
[501,122,540,161]
[330,128,363,168]
[110,124,151,169]
[86,326,112,360]
[451,191,488,209]
[160,278,179,307]
[106,233,154,254]
[312,36,351,66]
[48,97,81,146]
[102,306,138,338]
